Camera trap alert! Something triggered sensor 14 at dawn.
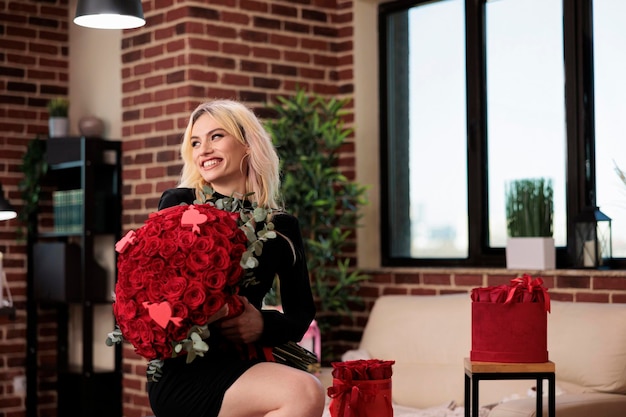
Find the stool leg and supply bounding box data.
[536,378,543,416]
[464,374,470,417]
[548,374,556,417]
[472,377,479,417]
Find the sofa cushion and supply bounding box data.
[488,392,626,417]
[548,300,626,394]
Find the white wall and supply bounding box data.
[66,0,123,370]
[355,0,383,268]
[68,0,123,140]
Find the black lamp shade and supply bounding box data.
[74,0,145,30]
[0,184,17,222]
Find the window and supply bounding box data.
[485,0,566,249]
[593,0,626,258]
[382,0,467,260]
[379,0,625,268]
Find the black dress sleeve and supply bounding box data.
[255,214,316,347]
[158,187,195,210]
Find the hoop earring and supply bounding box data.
[239,153,250,175]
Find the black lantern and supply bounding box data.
[574,206,612,268]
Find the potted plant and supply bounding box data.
[264,89,370,361]
[505,177,555,269]
[18,136,48,239]
[47,97,69,138]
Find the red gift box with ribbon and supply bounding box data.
[470,274,551,363]
[327,359,395,417]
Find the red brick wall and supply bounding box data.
[118,2,356,415]
[2,1,626,417]
[0,1,69,416]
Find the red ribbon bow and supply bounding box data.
[505,274,551,313]
[327,379,392,417]
[471,274,550,313]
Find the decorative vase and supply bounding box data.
[505,237,556,270]
[78,115,104,137]
[48,117,69,138]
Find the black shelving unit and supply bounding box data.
[27,137,122,417]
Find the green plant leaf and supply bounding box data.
[265,88,370,358]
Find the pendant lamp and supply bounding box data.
[0,184,17,222]
[74,0,145,30]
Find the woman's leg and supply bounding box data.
[217,362,325,417]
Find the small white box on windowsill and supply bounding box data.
[506,237,556,270]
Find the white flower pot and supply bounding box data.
[506,237,555,270]
[48,117,69,138]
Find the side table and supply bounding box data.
[464,358,555,417]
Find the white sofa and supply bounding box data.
[321,293,626,417]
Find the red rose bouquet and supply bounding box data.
[106,190,276,380]
[471,273,550,312]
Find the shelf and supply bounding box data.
[49,160,84,170]
[28,137,122,417]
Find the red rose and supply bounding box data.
[163,276,187,301]
[331,359,395,381]
[177,230,197,250]
[182,280,206,309]
[208,246,231,270]
[143,236,161,257]
[169,251,187,268]
[186,249,212,271]
[200,270,228,289]
[159,239,178,259]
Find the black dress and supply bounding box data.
[147,187,316,417]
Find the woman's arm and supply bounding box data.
[258,214,316,346]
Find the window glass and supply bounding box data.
[485,0,566,248]
[385,0,467,259]
[593,0,626,258]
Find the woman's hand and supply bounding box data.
[217,296,263,344]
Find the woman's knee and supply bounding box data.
[219,363,326,417]
[295,373,326,414]
[303,373,325,402]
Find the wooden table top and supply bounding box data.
[465,358,555,373]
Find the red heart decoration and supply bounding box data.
[181,206,208,233]
[143,301,174,329]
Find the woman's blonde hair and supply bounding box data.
[178,99,282,209]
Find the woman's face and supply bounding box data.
[191,113,249,195]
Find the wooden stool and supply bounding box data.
[464,358,555,417]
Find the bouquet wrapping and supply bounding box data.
[470,274,550,363]
[111,203,249,376]
[327,359,395,417]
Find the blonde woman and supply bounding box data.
[148,99,325,417]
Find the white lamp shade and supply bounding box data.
[74,0,145,30]
[0,185,17,222]
[0,212,17,221]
